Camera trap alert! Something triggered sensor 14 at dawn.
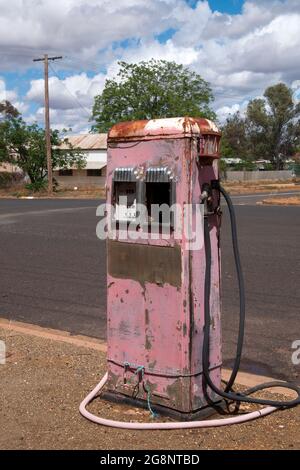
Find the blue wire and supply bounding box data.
[124,362,158,419]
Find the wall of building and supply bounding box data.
[83,150,107,169]
[224,170,294,182]
[54,168,106,189]
[56,168,295,188]
[0,162,22,173]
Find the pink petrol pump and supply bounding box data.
[80,117,300,430]
[104,117,222,418]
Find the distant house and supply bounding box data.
[255,159,271,170]
[222,157,243,167]
[55,134,107,189]
[0,162,21,173]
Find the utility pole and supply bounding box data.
[33,54,62,195]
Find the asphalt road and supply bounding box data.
[0,195,299,384]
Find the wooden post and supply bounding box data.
[44,54,53,194]
[33,55,62,195]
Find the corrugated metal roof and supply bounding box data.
[85,160,107,170]
[59,133,107,150]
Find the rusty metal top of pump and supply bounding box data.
[108,117,221,142]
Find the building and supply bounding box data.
[0,162,21,173]
[222,157,243,167]
[55,134,107,189]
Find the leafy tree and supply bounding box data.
[220,112,248,159]
[0,100,19,119]
[231,159,256,171]
[0,109,85,190]
[91,60,215,132]
[245,99,272,160]
[246,83,300,169]
[221,84,300,169]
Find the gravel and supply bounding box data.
[0,327,299,450]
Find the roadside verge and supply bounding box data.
[0,317,295,399]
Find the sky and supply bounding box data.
[0,0,299,133]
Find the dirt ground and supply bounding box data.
[0,180,299,199]
[261,196,300,206]
[0,327,299,450]
[0,187,105,199]
[223,180,300,195]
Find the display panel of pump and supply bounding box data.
[114,182,137,222]
[113,168,137,222]
[112,166,175,228]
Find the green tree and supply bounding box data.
[0,109,85,191]
[0,100,19,119]
[91,60,215,132]
[220,84,300,169]
[221,112,248,159]
[246,83,300,169]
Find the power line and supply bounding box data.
[48,62,92,119]
[62,55,103,73]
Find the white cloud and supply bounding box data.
[13,101,29,114]
[98,0,300,115]
[27,106,90,134]
[0,78,28,114]
[216,101,249,124]
[26,73,105,111]
[0,78,18,103]
[115,38,200,66]
[1,0,300,132]
[25,71,108,131]
[0,0,176,70]
[292,81,300,104]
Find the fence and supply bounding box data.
[223,170,294,182]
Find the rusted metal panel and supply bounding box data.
[108,117,221,142]
[108,117,221,160]
[107,240,182,287]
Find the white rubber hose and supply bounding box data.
[79,373,277,430]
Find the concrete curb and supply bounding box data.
[0,318,106,353]
[0,317,296,399]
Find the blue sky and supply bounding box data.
[0,0,299,133]
[192,0,244,14]
[0,0,247,111]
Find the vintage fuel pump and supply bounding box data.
[80,117,300,429]
[104,117,222,419]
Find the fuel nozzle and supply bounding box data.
[201,181,221,216]
[200,183,213,216]
[200,183,212,203]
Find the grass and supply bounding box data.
[0,178,299,199]
[223,179,300,195]
[0,186,105,199]
[261,196,300,206]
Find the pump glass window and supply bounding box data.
[145,167,175,230]
[146,182,172,225]
[112,166,175,231]
[114,182,137,222]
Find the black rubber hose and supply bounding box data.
[202,187,300,407]
[219,185,245,392]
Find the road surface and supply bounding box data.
[0,195,299,384]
